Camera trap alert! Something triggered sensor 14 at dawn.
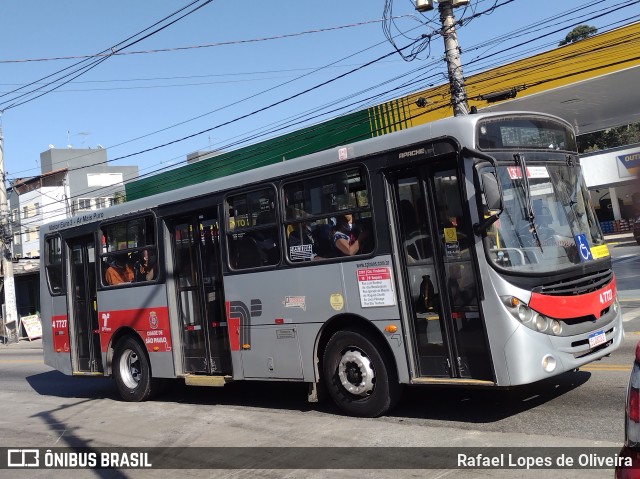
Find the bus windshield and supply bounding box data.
[485,162,605,274]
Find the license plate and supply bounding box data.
[588,330,606,348]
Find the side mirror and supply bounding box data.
[474,171,504,235]
[482,172,503,211]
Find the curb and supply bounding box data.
[0,338,43,350]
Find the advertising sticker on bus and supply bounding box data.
[357,267,396,308]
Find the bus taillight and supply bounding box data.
[630,388,640,424]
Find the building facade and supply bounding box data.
[1,148,138,333]
[9,147,138,259]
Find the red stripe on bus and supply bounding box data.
[528,277,616,320]
[226,301,240,352]
[97,307,172,353]
[51,314,69,353]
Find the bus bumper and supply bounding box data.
[502,308,623,386]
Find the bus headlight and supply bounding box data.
[534,313,549,332]
[518,305,531,322]
[503,296,563,336]
[542,354,557,373]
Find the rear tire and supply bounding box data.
[322,329,401,417]
[113,336,159,402]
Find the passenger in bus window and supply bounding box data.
[134,249,157,282]
[105,253,134,285]
[333,214,368,256]
[288,220,328,261]
[253,207,279,264]
[288,222,312,251]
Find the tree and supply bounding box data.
[113,190,126,204]
[559,25,598,46]
[577,123,640,154]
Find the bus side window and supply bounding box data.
[282,166,373,262]
[45,236,64,294]
[100,215,157,286]
[226,187,280,270]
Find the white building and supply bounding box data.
[581,143,640,225]
[9,147,138,259]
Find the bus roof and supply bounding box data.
[42,111,569,234]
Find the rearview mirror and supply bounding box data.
[482,171,503,211]
[474,171,504,235]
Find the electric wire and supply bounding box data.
[8,1,639,234]
[0,0,213,111]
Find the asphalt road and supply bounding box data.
[0,239,638,478]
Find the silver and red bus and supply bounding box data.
[40,111,623,417]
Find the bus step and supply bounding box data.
[183,375,230,387]
[411,377,495,386]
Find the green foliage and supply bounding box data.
[578,123,640,153]
[113,190,126,204]
[559,25,598,46]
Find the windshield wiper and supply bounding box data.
[514,153,543,252]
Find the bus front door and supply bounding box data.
[67,236,103,373]
[389,165,492,381]
[170,212,230,375]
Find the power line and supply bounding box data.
[8,2,632,186]
[0,0,213,111]
[8,29,424,178]
[0,18,411,64]
[10,2,631,181]
[13,60,446,226]
[10,4,640,229]
[17,27,635,231]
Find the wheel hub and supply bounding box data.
[338,349,375,396]
[119,349,141,389]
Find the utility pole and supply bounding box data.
[416,0,469,116]
[0,120,19,343]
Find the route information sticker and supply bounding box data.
[357,267,396,308]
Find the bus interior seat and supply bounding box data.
[256,209,275,225]
[235,235,263,269]
[312,223,335,258]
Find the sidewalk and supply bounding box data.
[605,232,636,244]
[0,336,42,350]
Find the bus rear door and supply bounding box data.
[168,211,231,375]
[387,163,493,381]
[67,235,103,374]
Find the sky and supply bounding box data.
[1,0,638,187]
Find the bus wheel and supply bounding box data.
[113,336,155,402]
[322,329,399,417]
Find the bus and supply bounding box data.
[40,111,623,417]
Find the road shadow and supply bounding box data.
[27,370,119,400]
[27,368,591,422]
[23,379,131,479]
[389,369,592,423]
[26,370,317,413]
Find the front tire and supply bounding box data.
[113,336,157,402]
[322,329,400,417]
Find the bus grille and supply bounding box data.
[571,327,615,349]
[535,269,613,296]
[562,306,611,325]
